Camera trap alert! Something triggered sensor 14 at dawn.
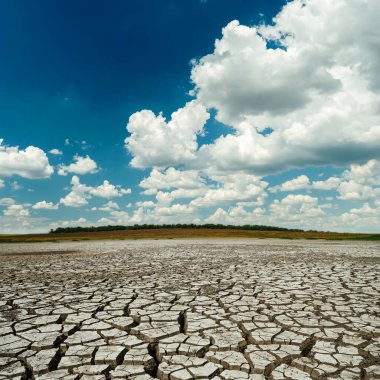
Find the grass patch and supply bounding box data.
[0,228,379,243]
[347,235,380,241]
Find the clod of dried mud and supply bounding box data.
[0,239,379,380]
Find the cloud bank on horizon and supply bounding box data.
[1,0,380,233]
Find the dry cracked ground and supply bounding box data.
[0,239,379,380]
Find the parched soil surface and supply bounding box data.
[0,239,379,380]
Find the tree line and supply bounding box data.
[50,224,304,234]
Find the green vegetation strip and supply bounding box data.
[0,225,378,243]
[49,224,303,234]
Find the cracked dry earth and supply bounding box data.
[0,239,380,380]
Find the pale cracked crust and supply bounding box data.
[0,239,379,379]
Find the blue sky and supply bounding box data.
[1,0,380,233]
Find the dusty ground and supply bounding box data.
[0,239,379,380]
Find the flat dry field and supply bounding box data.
[1,228,379,243]
[0,239,379,379]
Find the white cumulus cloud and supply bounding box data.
[3,204,30,217]
[140,167,206,194]
[89,181,131,199]
[32,201,59,210]
[190,173,268,208]
[270,194,325,220]
[189,0,380,174]
[125,100,210,168]
[312,177,341,191]
[271,175,311,192]
[60,176,131,207]
[49,149,63,155]
[0,198,15,206]
[98,201,120,212]
[0,139,53,179]
[58,155,98,176]
[337,159,380,200]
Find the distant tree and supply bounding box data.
[49,224,305,234]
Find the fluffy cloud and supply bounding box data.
[125,0,380,177]
[139,168,208,203]
[342,159,380,186]
[138,172,267,209]
[11,181,22,191]
[91,201,120,212]
[197,194,328,230]
[136,201,156,208]
[190,173,267,208]
[3,204,30,217]
[89,181,131,199]
[0,139,53,179]
[97,201,120,212]
[62,217,87,226]
[312,177,341,191]
[118,0,380,234]
[140,168,205,194]
[337,159,380,200]
[4,0,380,234]
[50,217,88,228]
[125,100,209,168]
[205,205,264,225]
[58,155,98,176]
[32,201,59,210]
[0,198,15,206]
[49,149,63,155]
[269,194,325,220]
[60,192,89,208]
[271,175,310,192]
[0,206,50,233]
[101,197,199,226]
[59,176,90,207]
[191,19,338,124]
[337,181,378,201]
[60,176,131,207]
[128,203,197,225]
[154,204,195,217]
[188,0,380,174]
[271,175,342,192]
[338,202,380,232]
[97,217,114,224]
